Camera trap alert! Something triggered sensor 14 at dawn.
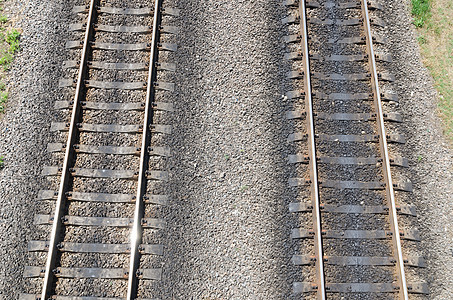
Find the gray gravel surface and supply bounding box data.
[155,0,300,298]
[0,0,75,297]
[0,0,451,299]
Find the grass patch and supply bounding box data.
[0,1,20,116]
[0,90,7,113]
[0,28,20,70]
[412,0,453,143]
[0,1,21,169]
[411,0,432,27]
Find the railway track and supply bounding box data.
[16,0,429,298]
[21,0,178,299]
[283,0,427,298]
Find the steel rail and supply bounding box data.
[126,0,162,298]
[298,1,326,298]
[40,0,97,298]
[360,0,409,298]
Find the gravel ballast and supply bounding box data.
[156,0,299,298]
[382,1,453,299]
[0,0,451,299]
[0,0,75,297]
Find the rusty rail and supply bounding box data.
[360,0,408,298]
[284,0,427,297]
[297,0,326,299]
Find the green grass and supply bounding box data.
[0,28,20,70]
[0,1,20,169]
[412,0,453,143]
[0,0,21,114]
[411,0,432,27]
[417,35,427,44]
[0,90,7,113]
[0,18,20,114]
[6,29,19,52]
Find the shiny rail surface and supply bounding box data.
[127,0,163,298]
[21,0,178,298]
[40,0,97,297]
[284,0,427,298]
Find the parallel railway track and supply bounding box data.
[283,0,427,298]
[17,0,429,298]
[21,0,178,298]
